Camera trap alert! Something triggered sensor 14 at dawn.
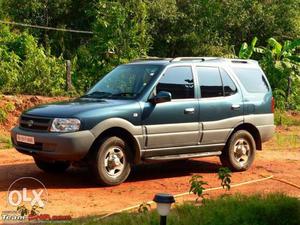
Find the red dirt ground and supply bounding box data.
[0,95,299,219]
[0,148,299,218]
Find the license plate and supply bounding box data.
[16,134,35,145]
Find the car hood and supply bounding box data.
[24,98,137,118]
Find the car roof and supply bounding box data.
[128,57,259,67]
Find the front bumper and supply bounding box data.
[11,127,95,161]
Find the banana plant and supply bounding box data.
[265,38,300,63]
[238,37,259,59]
[237,37,300,110]
[257,38,300,108]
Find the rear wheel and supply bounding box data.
[34,158,70,173]
[90,136,131,186]
[220,130,256,171]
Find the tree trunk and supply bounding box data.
[286,75,292,105]
[66,60,72,91]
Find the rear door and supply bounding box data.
[197,66,244,145]
[231,66,272,115]
[230,65,274,141]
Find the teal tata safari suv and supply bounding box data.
[11,57,275,186]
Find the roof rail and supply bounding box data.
[231,60,248,64]
[132,57,171,62]
[170,57,218,62]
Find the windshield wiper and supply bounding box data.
[80,91,112,99]
[110,92,136,98]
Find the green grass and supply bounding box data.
[272,132,300,149]
[266,111,300,150]
[275,111,300,126]
[46,193,300,225]
[0,134,12,149]
[263,127,300,151]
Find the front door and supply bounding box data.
[142,66,200,149]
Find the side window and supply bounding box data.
[197,67,223,98]
[220,69,237,96]
[232,67,269,93]
[156,66,194,99]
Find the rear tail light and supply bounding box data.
[271,97,275,113]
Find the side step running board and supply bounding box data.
[143,151,222,162]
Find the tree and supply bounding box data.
[73,0,151,92]
[0,25,66,96]
[146,0,300,58]
[1,0,96,58]
[0,0,4,19]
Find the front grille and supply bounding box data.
[20,115,51,131]
[17,142,43,151]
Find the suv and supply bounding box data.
[11,57,275,186]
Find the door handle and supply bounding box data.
[231,104,241,110]
[184,108,195,114]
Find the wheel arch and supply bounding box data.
[227,123,262,150]
[88,118,143,164]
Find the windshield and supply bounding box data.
[84,64,163,99]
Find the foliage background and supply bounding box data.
[0,0,299,108]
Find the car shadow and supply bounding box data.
[0,159,222,191]
[128,159,221,181]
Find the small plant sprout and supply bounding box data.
[218,167,232,191]
[138,202,151,213]
[16,205,29,216]
[30,205,42,216]
[189,175,208,202]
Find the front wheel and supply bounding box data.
[90,136,131,186]
[34,158,70,173]
[220,130,256,171]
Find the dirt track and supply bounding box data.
[0,148,299,218]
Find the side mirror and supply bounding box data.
[150,91,172,104]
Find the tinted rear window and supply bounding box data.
[232,67,269,93]
[220,68,237,96]
[197,67,223,98]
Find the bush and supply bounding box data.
[0,134,12,149]
[0,109,7,123]
[0,25,67,96]
[5,102,15,112]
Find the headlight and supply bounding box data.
[50,118,81,132]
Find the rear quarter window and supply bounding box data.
[232,67,269,93]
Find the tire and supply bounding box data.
[90,136,132,186]
[220,130,256,171]
[34,158,70,173]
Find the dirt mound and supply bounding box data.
[0,95,69,133]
